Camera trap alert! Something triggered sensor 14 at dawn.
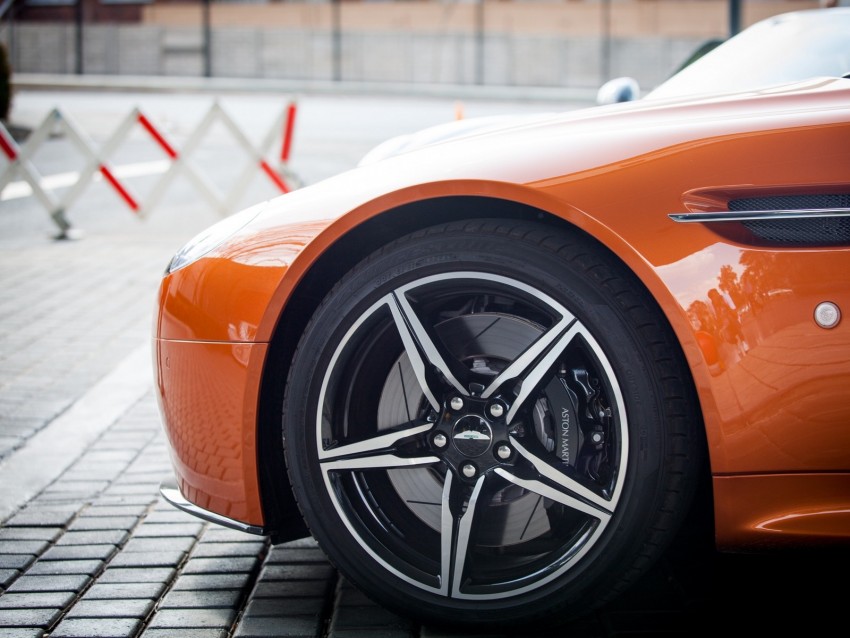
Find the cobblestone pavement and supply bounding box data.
[1,89,846,638]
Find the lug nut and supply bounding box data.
[461,463,476,478]
[433,433,447,448]
[450,397,464,411]
[489,403,504,419]
[591,432,603,444]
[496,444,511,460]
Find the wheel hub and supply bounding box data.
[428,394,515,481]
[451,415,492,457]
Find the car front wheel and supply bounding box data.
[282,220,702,627]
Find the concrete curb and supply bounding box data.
[11,73,599,105]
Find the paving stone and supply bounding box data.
[0,568,21,588]
[45,481,110,494]
[95,495,158,507]
[0,607,64,628]
[65,598,155,619]
[234,615,319,637]
[258,564,334,581]
[97,567,175,584]
[68,516,139,531]
[104,483,160,495]
[26,559,104,576]
[243,597,324,617]
[5,574,92,593]
[49,617,142,638]
[265,547,327,564]
[192,542,266,558]
[107,549,186,568]
[251,580,330,598]
[133,523,204,538]
[0,539,51,555]
[121,536,197,554]
[331,631,414,638]
[0,527,63,542]
[159,589,244,609]
[334,581,374,607]
[276,537,319,549]
[181,556,259,574]
[146,607,237,629]
[4,509,77,527]
[141,629,228,638]
[0,591,77,609]
[61,469,126,482]
[40,544,117,562]
[0,629,44,638]
[79,451,137,464]
[171,573,252,591]
[0,554,36,570]
[331,605,412,630]
[201,527,265,543]
[142,510,204,525]
[81,505,149,518]
[57,530,130,546]
[35,491,96,503]
[82,582,168,600]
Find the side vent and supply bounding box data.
[670,192,850,246]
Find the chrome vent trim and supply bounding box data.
[671,194,850,244]
[669,208,850,223]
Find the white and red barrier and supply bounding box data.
[0,100,300,238]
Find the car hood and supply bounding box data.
[357,112,557,166]
[360,76,848,167]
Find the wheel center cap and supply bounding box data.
[452,415,492,457]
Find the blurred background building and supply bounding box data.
[0,1,829,92]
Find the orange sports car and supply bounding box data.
[154,8,850,628]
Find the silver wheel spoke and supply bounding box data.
[509,437,615,516]
[390,290,467,406]
[484,321,582,425]
[437,473,485,597]
[319,422,438,470]
[322,453,440,471]
[494,468,611,524]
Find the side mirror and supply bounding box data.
[596,77,641,105]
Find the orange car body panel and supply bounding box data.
[153,338,268,526]
[154,78,850,541]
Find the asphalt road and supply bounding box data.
[1,85,846,638]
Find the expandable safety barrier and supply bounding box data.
[0,101,300,238]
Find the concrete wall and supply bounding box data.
[3,22,709,89]
[0,1,822,90]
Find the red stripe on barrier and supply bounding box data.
[137,113,179,159]
[99,165,140,212]
[260,160,289,194]
[280,102,297,164]
[0,128,18,160]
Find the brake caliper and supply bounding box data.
[535,367,612,482]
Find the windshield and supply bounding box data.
[647,9,850,100]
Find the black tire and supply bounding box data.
[282,220,702,628]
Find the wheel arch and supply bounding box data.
[255,194,711,541]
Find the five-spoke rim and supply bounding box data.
[314,272,628,600]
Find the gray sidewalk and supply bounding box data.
[1,86,845,637]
